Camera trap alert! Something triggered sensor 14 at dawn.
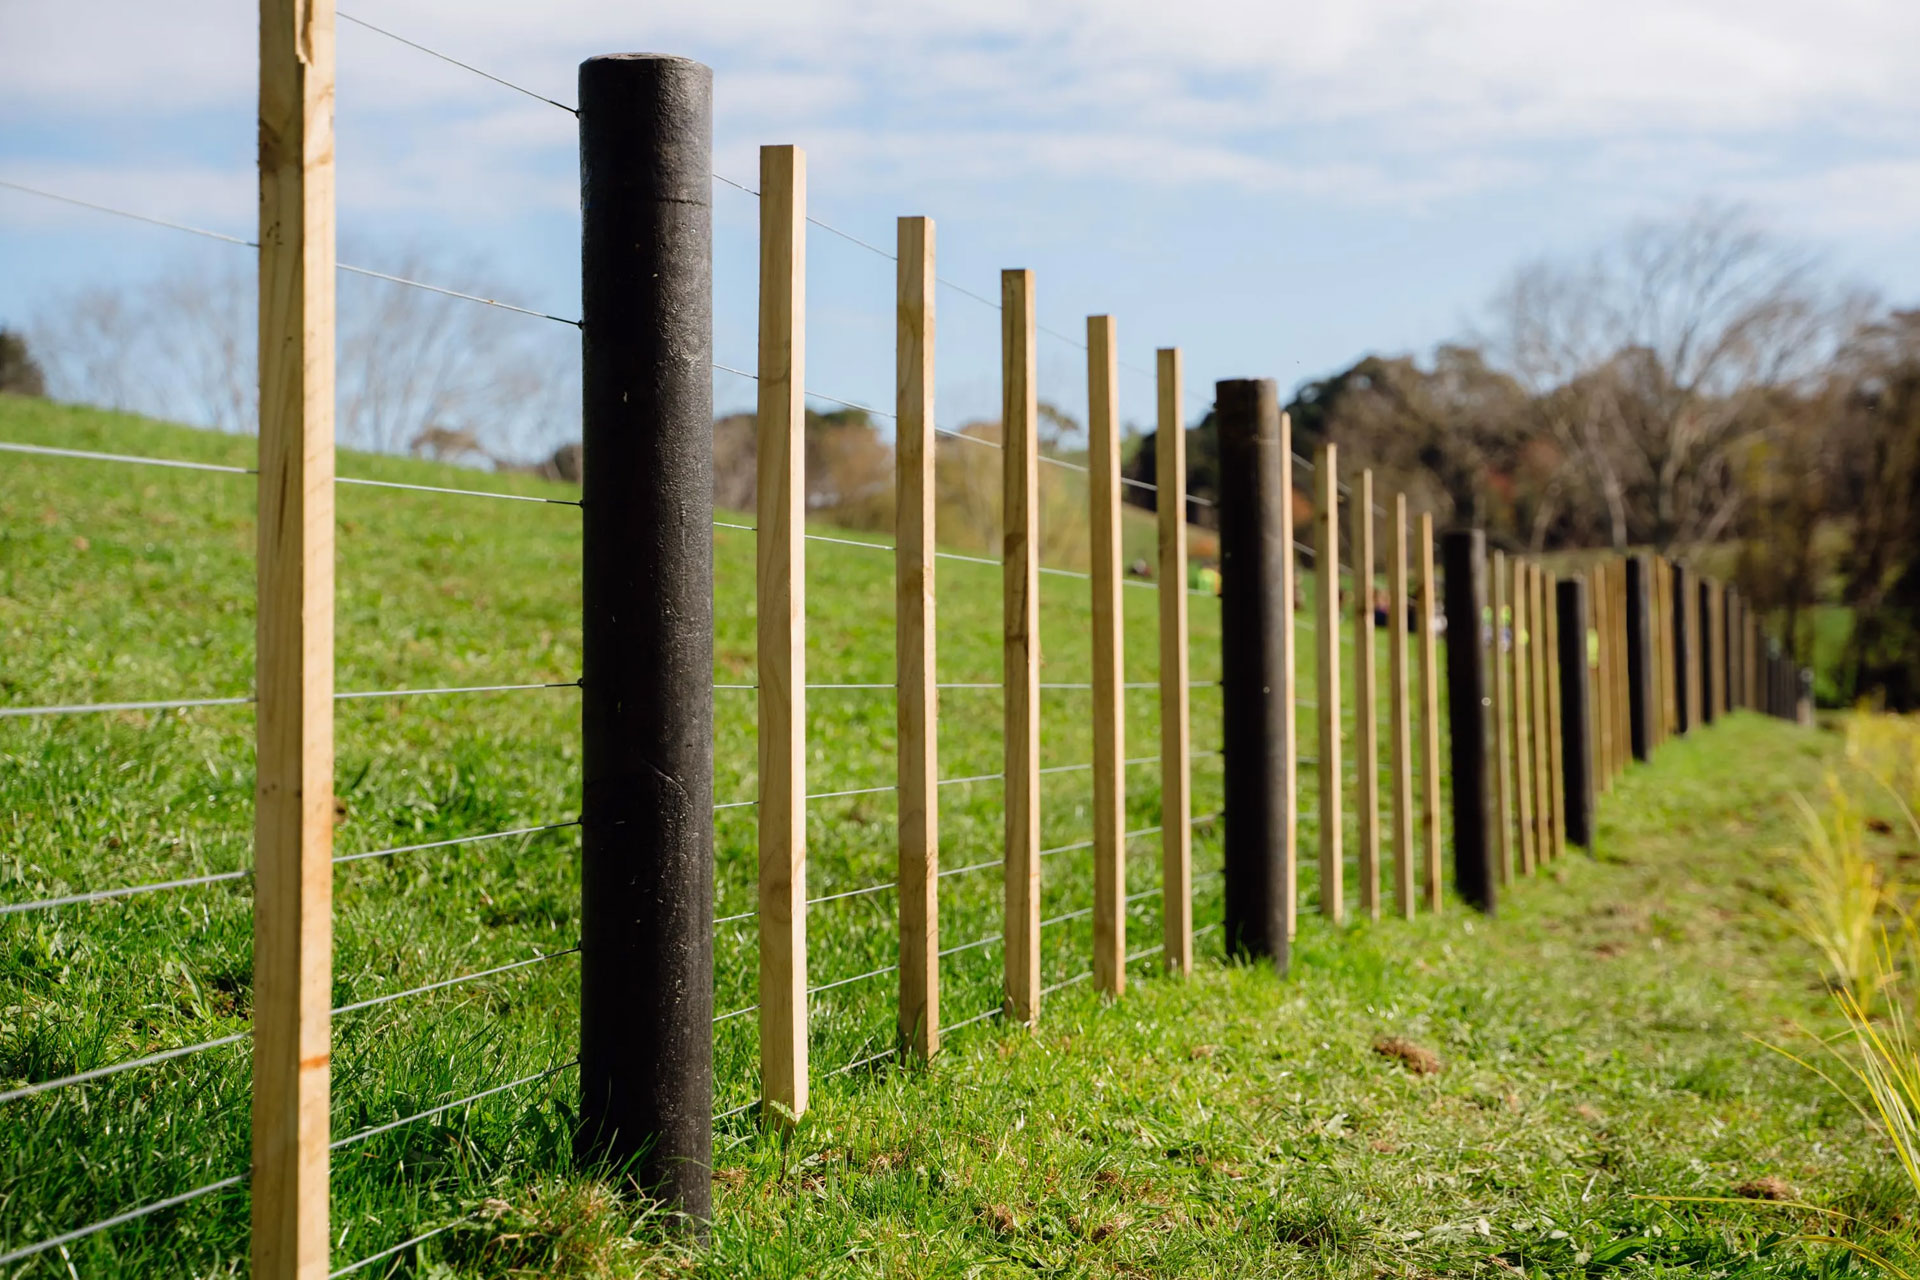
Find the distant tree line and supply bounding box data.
[17,206,1920,705]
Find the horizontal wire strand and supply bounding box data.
[336,10,577,114]
[335,821,579,867]
[0,180,577,324]
[807,879,896,908]
[337,475,580,506]
[331,1060,578,1151]
[0,439,584,506]
[1041,970,1094,997]
[332,947,579,1016]
[0,868,249,916]
[809,962,897,996]
[828,1046,895,1078]
[944,1004,1005,1033]
[329,1218,469,1279]
[4,681,576,720]
[0,1172,246,1267]
[0,1031,248,1106]
[1,941,577,1103]
[4,821,579,916]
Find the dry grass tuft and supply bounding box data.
[1733,1176,1797,1201]
[1373,1036,1444,1075]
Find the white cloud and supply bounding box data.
[5,0,1920,245]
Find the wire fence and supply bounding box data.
[0,9,1788,1275]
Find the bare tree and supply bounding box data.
[30,244,574,462]
[1485,205,1850,552]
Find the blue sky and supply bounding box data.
[4,0,1920,451]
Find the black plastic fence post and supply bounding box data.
[1556,577,1595,849]
[577,53,715,1224]
[1441,530,1495,913]
[1625,555,1653,761]
[1672,564,1692,735]
[1217,378,1290,972]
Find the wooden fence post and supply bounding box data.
[1088,315,1126,995]
[1442,530,1495,912]
[1417,514,1443,912]
[1220,379,1291,971]
[1156,349,1193,975]
[1354,470,1380,918]
[1389,495,1414,918]
[254,0,335,1269]
[756,143,809,1120]
[1314,444,1343,922]
[1590,564,1610,788]
[1003,268,1041,1025]
[1490,550,1513,883]
[895,215,938,1059]
[578,53,716,1212]
[1511,556,1535,877]
[1681,564,1697,736]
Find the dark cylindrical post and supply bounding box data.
[1218,378,1290,971]
[1625,556,1653,761]
[1556,578,1595,848]
[1672,564,1692,734]
[1442,530,1495,913]
[577,54,714,1222]
[1698,580,1716,726]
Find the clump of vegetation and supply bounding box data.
[1767,713,1920,1271]
[1785,779,1896,1011]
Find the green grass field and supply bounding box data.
[0,396,1896,1277]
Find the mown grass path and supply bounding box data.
[692,713,1910,1279]
[0,397,1894,1276]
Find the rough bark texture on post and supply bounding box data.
[1442,530,1495,913]
[1219,379,1291,971]
[1353,470,1380,918]
[1002,269,1042,1024]
[255,1,337,1269]
[895,215,938,1060]
[1314,444,1344,921]
[754,143,808,1121]
[1418,514,1443,911]
[1625,555,1654,762]
[578,54,715,1214]
[1088,315,1126,995]
[1156,349,1193,974]
[1556,576,1594,849]
[1389,494,1414,918]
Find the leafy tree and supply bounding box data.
[0,328,45,397]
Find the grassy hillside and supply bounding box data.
[0,396,1413,1274]
[0,397,1900,1276]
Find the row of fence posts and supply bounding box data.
[236,40,1822,1270]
